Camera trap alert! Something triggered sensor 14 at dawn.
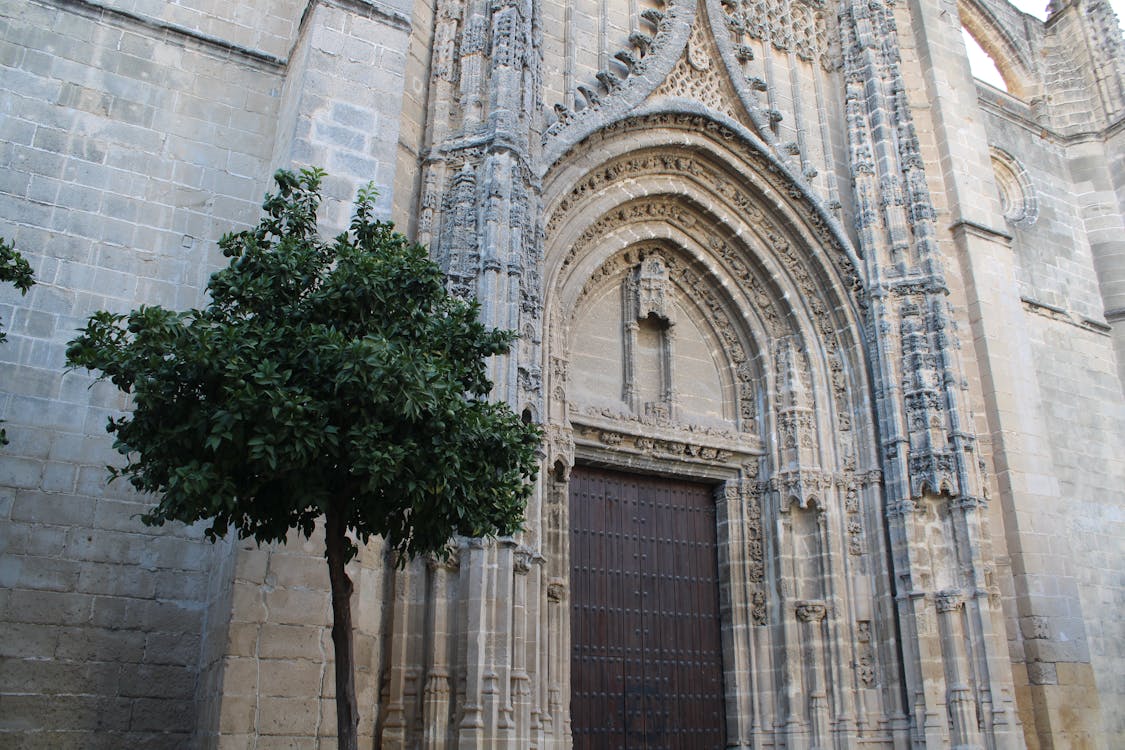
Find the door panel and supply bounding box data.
[570,466,726,749]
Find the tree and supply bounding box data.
[1,238,36,445]
[66,168,541,749]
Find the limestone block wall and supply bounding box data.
[1021,313,1125,747]
[271,0,412,229]
[0,0,414,746]
[206,0,413,746]
[1107,123,1125,382]
[0,2,290,746]
[391,0,436,230]
[1041,0,1125,135]
[978,97,1110,323]
[979,93,1125,746]
[202,531,389,749]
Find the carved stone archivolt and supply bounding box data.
[544,117,860,283]
[541,0,694,151]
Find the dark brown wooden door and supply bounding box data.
[570,466,726,749]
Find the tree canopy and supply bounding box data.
[67,167,540,561]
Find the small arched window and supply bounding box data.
[990,147,1038,227]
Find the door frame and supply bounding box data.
[543,418,763,746]
[568,463,728,748]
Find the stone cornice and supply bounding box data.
[49,0,286,69]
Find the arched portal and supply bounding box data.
[537,114,904,747]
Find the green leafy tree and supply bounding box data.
[66,168,540,749]
[1,238,36,445]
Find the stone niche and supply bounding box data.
[569,249,734,430]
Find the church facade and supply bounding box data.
[1,0,1123,747]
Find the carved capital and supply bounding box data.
[426,545,461,572]
[935,589,964,613]
[796,600,828,622]
[546,578,567,602]
[513,546,535,574]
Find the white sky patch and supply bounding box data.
[963,28,1007,90]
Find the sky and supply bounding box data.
[965,0,1124,90]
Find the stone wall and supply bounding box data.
[0,0,1121,746]
[901,0,1124,744]
[0,0,412,746]
[979,84,1125,746]
[0,1,287,745]
[1023,312,1125,746]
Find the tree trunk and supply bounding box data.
[325,506,359,750]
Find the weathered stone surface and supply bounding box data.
[0,0,1121,747]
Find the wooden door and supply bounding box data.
[569,466,726,749]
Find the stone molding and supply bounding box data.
[45,0,287,68]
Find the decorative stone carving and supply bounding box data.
[545,423,574,482]
[597,430,624,445]
[547,114,858,287]
[856,620,876,686]
[426,544,462,571]
[721,0,819,61]
[571,243,762,434]
[541,0,674,143]
[651,14,744,124]
[796,600,828,622]
[511,546,534,574]
[418,168,440,240]
[846,517,863,556]
[491,7,523,69]
[843,478,864,556]
[935,589,965,613]
[769,469,846,510]
[518,365,542,395]
[828,351,851,431]
[744,480,766,585]
[751,589,767,625]
[546,579,567,602]
[438,163,480,299]
[580,406,743,441]
[634,253,673,323]
[572,423,740,464]
[550,356,569,404]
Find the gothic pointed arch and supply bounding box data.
[957,0,1038,99]
[537,113,904,747]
